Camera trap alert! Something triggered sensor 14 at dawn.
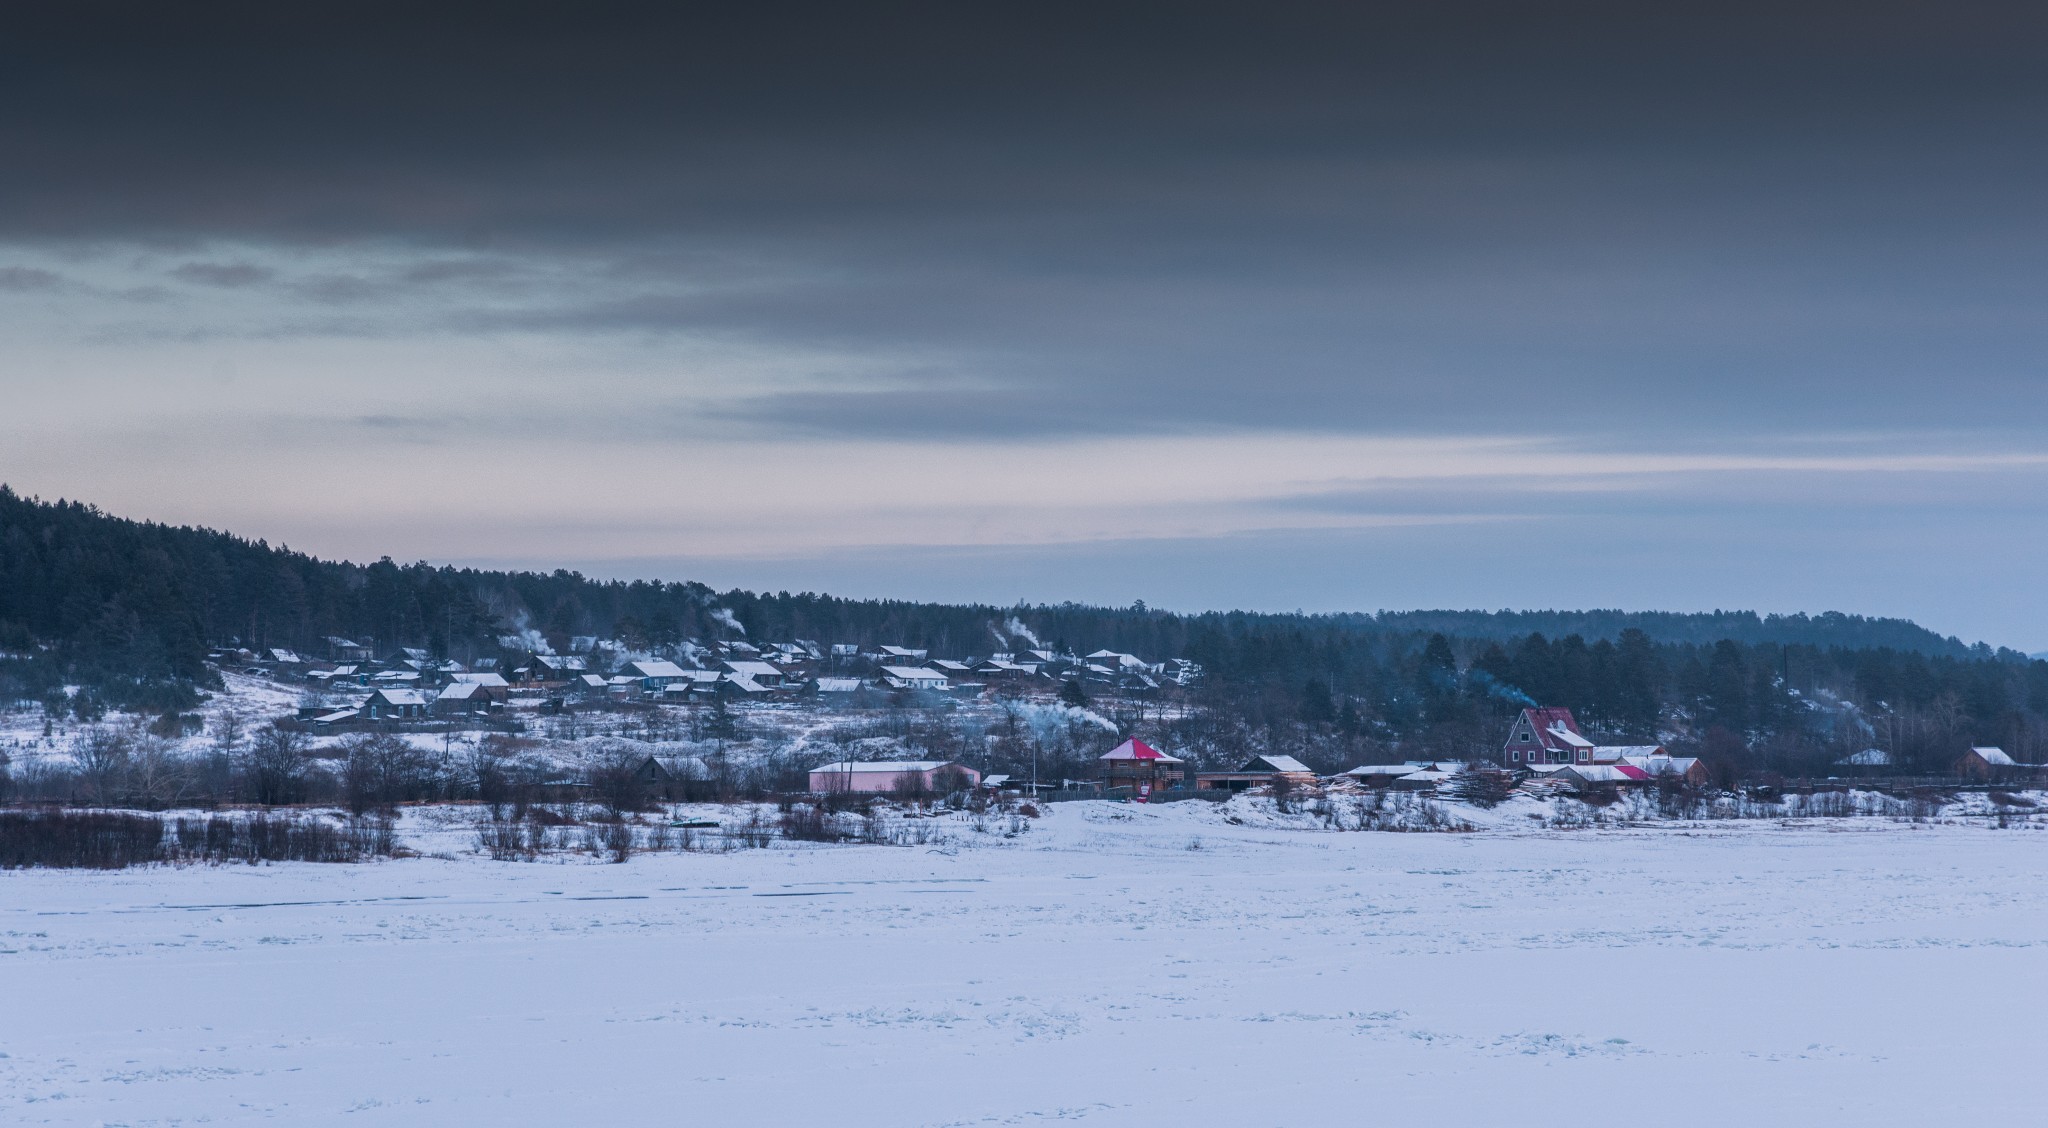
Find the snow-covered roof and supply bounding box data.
[1101,738,1184,763]
[627,660,690,679]
[578,674,608,687]
[930,660,972,672]
[814,677,862,692]
[372,689,428,706]
[879,665,946,681]
[450,672,509,688]
[436,681,487,700]
[982,774,1011,787]
[880,646,928,659]
[313,709,358,724]
[1547,725,1595,749]
[647,755,710,780]
[1343,764,1422,776]
[1625,755,1699,776]
[724,675,771,693]
[532,654,588,671]
[269,648,303,663]
[809,760,953,774]
[1971,746,2017,766]
[1593,745,1664,760]
[722,660,784,678]
[1561,764,1646,783]
[1836,748,1891,766]
[1240,754,1313,774]
[1397,769,1454,782]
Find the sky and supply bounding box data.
[4,2,2048,647]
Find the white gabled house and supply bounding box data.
[878,666,949,691]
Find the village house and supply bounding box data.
[1338,761,1468,790]
[623,659,692,692]
[1097,738,1186,799]
[1501,707,1709,783]
[432,680,495,716]
[526,653,589,682]
[879,645,929,664]
[1196,754,1317,792]
[308,664,364,686]
[1502,706,1597,766]
[363,688,429,721]
[324,636,374,662]
[878,666,949,691]
[1551,763,1652,790]
[1954,745,2033,780]
[635,754,711,800]
[446,671,511,704]
[721,659,791,687]
[973,659,1042,681]
[807,760,981,794]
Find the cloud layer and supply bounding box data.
[4,2,2048,643]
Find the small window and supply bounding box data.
[1578,749,1589,762]
[1509,750,1520,763]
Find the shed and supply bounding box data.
[1197,754,1318,792]
[1956,746,2028,779]
[807,760,981,795]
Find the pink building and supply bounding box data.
[807,760,981,794]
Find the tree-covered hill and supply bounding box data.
[4,485,2044,776]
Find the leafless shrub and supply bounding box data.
[0,809,162,868]
[582,818,633,863]
[779,804,851,842]
[1,809,393,868]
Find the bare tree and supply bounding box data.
[243,724,309,806]
[74,725,133,805]
[128,733,192,809]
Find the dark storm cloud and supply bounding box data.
[171,262,274,288]
[0,266,62,291]
[8,1,2048,439]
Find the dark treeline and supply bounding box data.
[5,487,2048,782]
[1148,627,2048,784]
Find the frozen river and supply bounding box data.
[5,801,2045,1125]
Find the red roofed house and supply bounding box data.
[1098,738,1187,801]
[1502,706,1599,767]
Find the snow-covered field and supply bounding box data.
[5,803,2045,1126]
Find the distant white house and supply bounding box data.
[624,660,692,690]
[878,666,948,691]
[721,659,790,687]
[807,760,980,794]
[879,646,929,663]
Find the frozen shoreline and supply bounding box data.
[6,803,2047,1126]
